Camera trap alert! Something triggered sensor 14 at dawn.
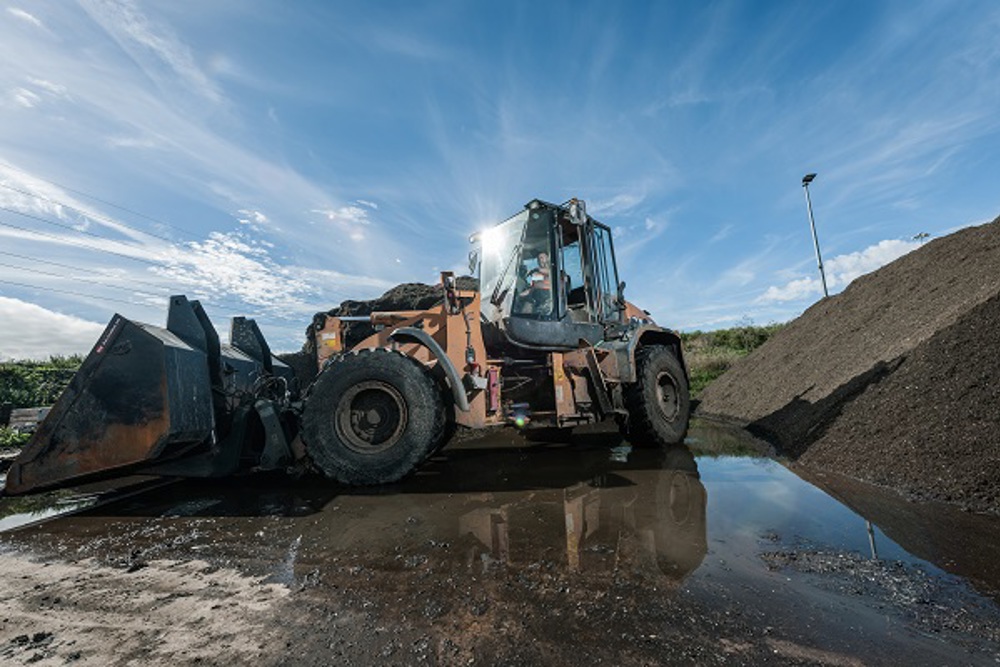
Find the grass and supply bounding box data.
[682,322,784,397]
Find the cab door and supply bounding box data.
[586,223,623,325]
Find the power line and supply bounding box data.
[0,252,312,317]
[0,250,175,291]
[0,260,168,301]
[0,213,281,305]
[0,182,194,245]
[0,208,359,318]
[0,278,155,308]
[0,170,369,330]
[0,249,269,310]
[0,217,165,266]
[0,276,317,324]
[0,163,204,239]
[0,204,171,252]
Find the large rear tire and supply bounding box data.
[302,348,445,485]
[623,345,690,447]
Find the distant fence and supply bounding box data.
[1,405,50,432]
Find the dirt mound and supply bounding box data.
[279,277,478,387]
[697,215,1000,515]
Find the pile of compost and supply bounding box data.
[279,277,477,387]
[697,216,1000,515]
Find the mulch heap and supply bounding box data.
[697,215,1000,515]
[278,277,478,388]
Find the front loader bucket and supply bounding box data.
[4,313,216,495]
[4,295,298,496]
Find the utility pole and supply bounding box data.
[801,173,829,298]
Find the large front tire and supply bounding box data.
[623,345,690,446]
[302,348,445,485]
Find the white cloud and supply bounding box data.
[236,209,269,229]
[27,77,66,96]
[11,87,40,108]
[4,77,69,110]
[108,135,161,149]
[709,224,734,244]
[7,8,43,28]
[590,192,645,216]
[758,238,920,303]
[313,205,372,242]
[152,231,315,315]
[758,276,819,304]
[0,296,105,360]
[826,238,919,282]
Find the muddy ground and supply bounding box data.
[2,421,999,666]
[698,215,1000,515]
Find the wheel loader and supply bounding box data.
[3,198,689,495]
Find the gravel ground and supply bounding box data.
[697,215,1000,515]
[3,425,999,666]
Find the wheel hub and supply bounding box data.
[655,371,680,422]
[336,380,407,454]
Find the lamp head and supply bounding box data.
[802,173,817,186]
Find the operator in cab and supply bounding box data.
[518,251,552,315]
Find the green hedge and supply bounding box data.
[682,323,784,397]
[0,356,82,409]
[0,426,31,450]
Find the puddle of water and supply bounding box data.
[0,476,170,533]
[0,498,97,532]
[698,455,912,564]
[2,421,996,591]
[21,422,986,592]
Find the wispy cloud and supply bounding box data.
[9,88,40,108]
[79,0,222,103]
[313,205,374,243]
[7,7,43,28]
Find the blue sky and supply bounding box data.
[1,1,999,359]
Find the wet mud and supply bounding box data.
[1,420,999,666]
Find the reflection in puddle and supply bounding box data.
[458,456,707,581]
[0,498,96,532]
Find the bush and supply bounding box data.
[687,348,745,396]
[0,355,82,409]
[0,426,31,450]
[682,322,784,396]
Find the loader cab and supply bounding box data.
[477,198,624,350]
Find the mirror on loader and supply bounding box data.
[476,198,625,349]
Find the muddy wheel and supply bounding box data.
[302,348,445,485]
[623,345,690,447]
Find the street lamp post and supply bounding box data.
[801,173,829,298]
